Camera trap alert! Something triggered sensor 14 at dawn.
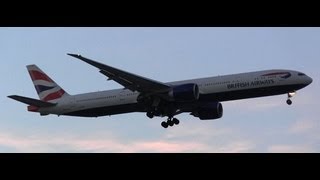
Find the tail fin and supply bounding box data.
[27,65,69,103]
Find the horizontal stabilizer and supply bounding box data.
[8,95,56,107]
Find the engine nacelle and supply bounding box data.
[169,83,199,102]
[192,102,223,120]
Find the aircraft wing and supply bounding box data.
[68,54,171,93]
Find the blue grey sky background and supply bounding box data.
[1,27,319,152]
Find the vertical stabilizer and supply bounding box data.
[26,65,69,103]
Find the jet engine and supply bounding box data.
[168,83,199,102]
[191,102,223,120]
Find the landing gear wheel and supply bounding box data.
[161,121,168,128]
[146,111,154,119]
[286,92,295,106]
[168,120,174,127]
[173,118,180,125]
[161,117,180,128]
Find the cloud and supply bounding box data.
[0,133,41,151]
[213,141,255,153]
[289,118,316,134]
[0,126,255,153]
[164,122,233,140]
[65,139,209,153]
[224,96,284,112]
[0,132,122,152]
[268,145,315,153]
[0,131,207,153]
[287,117,320,150]
[128,141,208,153]
[2,112,317,153]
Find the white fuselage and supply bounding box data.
[38,69,312,117]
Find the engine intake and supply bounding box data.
[192,102,223,120]
[169,83,199,102]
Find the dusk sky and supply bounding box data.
[1,27,319,152]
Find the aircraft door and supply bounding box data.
[119,91,126,102]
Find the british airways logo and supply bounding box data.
[227,79,275,89]
[261,72,291,79]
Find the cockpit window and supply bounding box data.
[298,73,306,76]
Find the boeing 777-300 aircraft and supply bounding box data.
[8,54,313,128]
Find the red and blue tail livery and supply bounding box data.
[27,65,69,102]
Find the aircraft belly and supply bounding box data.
[63,103,145,117]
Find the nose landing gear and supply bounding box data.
[286,92,296,105]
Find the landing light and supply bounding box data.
[289,92,296,96]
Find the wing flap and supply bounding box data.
[99,70,135,90]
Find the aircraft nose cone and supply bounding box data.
[307,76,313,85]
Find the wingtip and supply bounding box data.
[67,53,82,58]
[7,95,16,99]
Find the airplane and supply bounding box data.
[8,54,313,128]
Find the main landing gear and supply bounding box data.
[146,111,154,119]
[146,111,180,129]
[161,117,180,129]
[286,92,296,105]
